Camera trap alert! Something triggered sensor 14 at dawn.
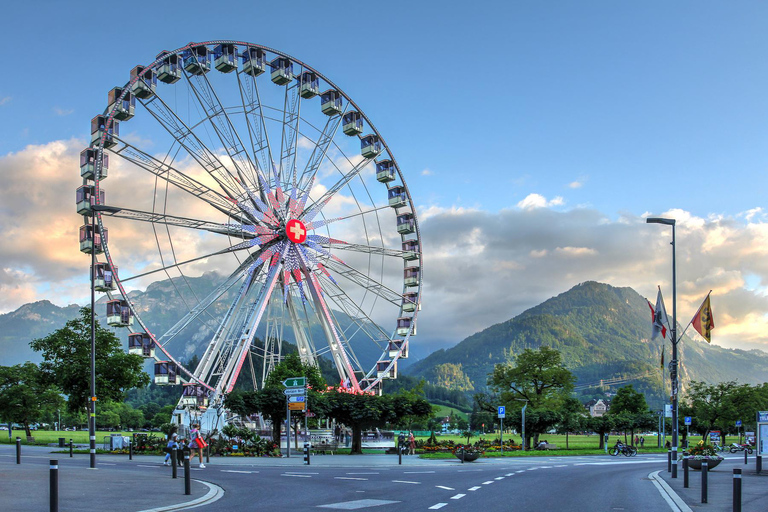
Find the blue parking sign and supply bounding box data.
[498,406,505,418]
[684,416,691,425]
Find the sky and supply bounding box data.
[2,1,768,359]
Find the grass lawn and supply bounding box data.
[0,430,162,445]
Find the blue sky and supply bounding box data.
[2,1,768,357]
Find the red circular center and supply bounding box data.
[286,219,307,244]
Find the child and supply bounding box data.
[163,433,178,466]
[189,423,207,469]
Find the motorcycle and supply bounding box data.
[729,443,754,454]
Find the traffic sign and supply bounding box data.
[736,420,742,427]
[289,396,306,403]
[284,388,306,396]
[288,402,306,411]
[684,416,691,425]
[498,406,506,419]
[283,377,306,388]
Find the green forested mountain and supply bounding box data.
[405,281,768,406]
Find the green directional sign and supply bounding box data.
[283,377,306,388]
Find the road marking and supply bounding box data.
[136,465,161,468]
[282,474,312,478]
[221,470,257,474]
[516,470,525,473]
[346,472,379,475]
[505,473,514,476]
[575,460,662,466]
[457,469,483,472]
[404,471,434,474]
[429,504,447,510]
[482,480,494,485]
[336,477,368,481]
[451,494,466,500]
[284,471,318,474]
[648,470,692,512]
[468,486,481,491]
[318,499,400,509]
[100,463,116,465]
[435,486,454,490]
[540,466,552,469]
[494,477,505,480]
[555,464,567,467]
[392,480,420,484]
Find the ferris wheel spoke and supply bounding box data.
[319,241,410,259]
[235,71,273,189]
[284,286,319,368]
[138,93,245,200]
[322,259,403,305]
[181,68,262,192]
[316,271,392,342]
[97,206,257,239]
[301,157,374,221]
[277,81,302,191]
[296,112,344,195]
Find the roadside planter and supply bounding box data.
[682,456,723,470]
[453,447,481,462]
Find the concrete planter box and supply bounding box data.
[684,457,723,470]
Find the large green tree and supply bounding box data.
[0,363,64,438]
[30,307,150,414]
[683,380,767,444]
[607,385,655,445]
[488,346,576,448]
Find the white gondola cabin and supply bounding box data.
[396,317,414,337]
[299,71,319,98]
[402,240,419,261]
[128,332,154,358]
[76,185,105,215]
[404,266,420,287]
[402,292,418,313]
[79,224,107,254]
[181,383,209,408]
[107,87,135,121]
[320,90,342,115]
[242,47,266,76]
[130,65,156,99]
[214,43,238,73]
[388,186,407,208]
[156,52,181,84]
[388,339,409,359]
[376,160,395,183]
[184,45,210,75]
[342,111,363,136]
[93,262,117,292]
[270,57,293,85]
[154,361,178,385]
[397,213,415,234]
[361,134,381,158]
[106,299,133,328]
[359,378,383,396]
[376,360,397,380]
[90,116,119,148]
[80,149,108,180]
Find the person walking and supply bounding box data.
[640,437,645,448]
[189,423,207,468]
[163,433,178,466]
[408,431,415,455]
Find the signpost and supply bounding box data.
[685,416,691,442]
[498,406,505,456]
[284,388,306,396]
[283,377,306,388]
[757,412,768,457]
[283,377,307,458]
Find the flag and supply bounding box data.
[647,299,667,340]
[651,288,670,340]
[691,292,715,343]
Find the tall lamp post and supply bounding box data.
[647,217,678,478]
[515,398,528,451]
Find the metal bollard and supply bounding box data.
[129,438,133,461]
[184,450,191,495]
[757,455,762,474]
[733,468,742,512]
[69,440,73,458]
[701,461,708,503]
[744,449,748,464]
[16,437,21,464]
[205,444,209,464]
[398,444,402,465]
[303,443,310,465]
[683,457,689,488]
[667,449,671,473]
[50,459,58,512]
[171,448,177,479]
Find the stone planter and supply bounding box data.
[454,451,480,462]
[683,457,723,470]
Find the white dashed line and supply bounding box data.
[458,469,483,472]
[482,480,494,485]
[468,486,481,491]
[429,504,448,510]
[346,472,378,475]
[516,470,525,473]
[136,465,160,468]
[404,471,435,474]
[436,486,454,490]
[555,465,567,468]
[100,463,116,466]
[221,470,257,474]
[505,473,514,476]
[494,477,505,480]
[392,480,420,484]
[335,477,368,481]
[451,494,466,500]
[282,474,311,478]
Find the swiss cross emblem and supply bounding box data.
[286,219,307,244]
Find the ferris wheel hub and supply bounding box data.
[285,219,307,244]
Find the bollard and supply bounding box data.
[398,442,402,465]
[303,443,310,466]
[757,455,762,474]
[701,461,708,503]
[667,449,671,473]
[184,450,191,496]
[206,444,210,464]
[171,448,177,479]
[733,468,742,512]
[16,437,21,464]
[683,457,689,488]
[69,440,73,458]
[744,449,748,465]
[50,459,58,512]
[129,438,133,461]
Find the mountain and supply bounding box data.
[0,300,81,364]
[404,281,768,405]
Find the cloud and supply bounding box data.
[0,96,10,106]
[516,193,564,210]
[53,107,74,116]
[421,168,433,176]
[568,181,583,189]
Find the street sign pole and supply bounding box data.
[286,402,291,458]
[500,417,504,456]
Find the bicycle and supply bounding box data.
[609,442,637,457]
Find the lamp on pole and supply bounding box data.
[647,217,678,478]
[515,398,529,451]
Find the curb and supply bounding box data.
[649,470,692,512]
[136,479,225,512]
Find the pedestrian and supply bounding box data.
[634,435,639,445]
[640,437,645,448]
[163,433,178,466]
[189,423,207,468]
[408,431,415,455]
[176,438,186,466]
[334,424,341,443]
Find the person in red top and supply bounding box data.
[408,431,415,455]
[189,423,207,468]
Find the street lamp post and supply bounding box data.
[515,398,529,451]
[647,217,679,478]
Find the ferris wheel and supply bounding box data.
[77,41,422,421]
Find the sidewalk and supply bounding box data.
[655,456,767,512]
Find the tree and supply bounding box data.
[488,346,576,448]
[607,385,655,445]
[558,396,587,449]
[685,381,767,444]
[0,363,64,438]
[30,307,150,414]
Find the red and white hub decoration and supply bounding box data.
[286,219,307,244]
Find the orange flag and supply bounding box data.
[691,293,715,343]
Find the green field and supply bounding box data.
[0,430,160,445]
[432,405,469,422]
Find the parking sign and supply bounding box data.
[498,406,505,418]
[684,416,691,425]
